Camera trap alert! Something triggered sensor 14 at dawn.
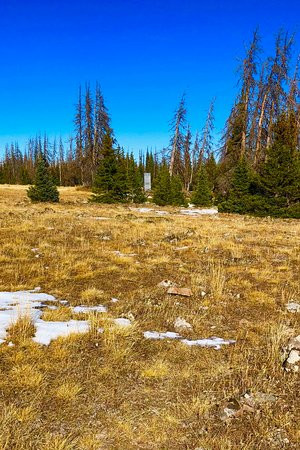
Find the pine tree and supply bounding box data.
[153,164,171,206]
[127,154,146,203]
[191,165,212,206]
[218,158,258,214]
[170,175,187,206]
[205,152,218,191]
[27,156,59,202]
[91,134,128,203]
[259,113,300,215]
[169,95,186,176]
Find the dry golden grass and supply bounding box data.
[0,184,299,449]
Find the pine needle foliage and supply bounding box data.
[191,165,212,206]
[27,156,59,203]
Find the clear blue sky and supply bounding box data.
[0,0,299,156]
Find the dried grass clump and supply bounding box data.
[0,185,299,449]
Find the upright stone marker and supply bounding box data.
[144,172,151,191]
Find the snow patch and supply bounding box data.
[181,337,235,349]
[114,318,132,327]
[34,320,89,345]
[72,305,107,314]
[144,331,182,340]
[0,291,89,345]
[180,208,218,216]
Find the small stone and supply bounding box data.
[239,318,251,327]
[167,287,192,297]
[200,291,206,297]
[285,302,300,313]
[157,280,176,288]
[174,317,193,332]
[283,335,300,372]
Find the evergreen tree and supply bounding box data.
[153,164,171,206]
[91,134,128,203]
[27,156,59,202]
[218,158,262,214]
[127,154,146,203]
[205,152,218,191]
[259,113,300,215]
[170,175,187,206]
[191,165,212,206]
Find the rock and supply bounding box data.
[200,290,206,297]
[220,391,276,422]
[157,280,176,288]
[283,335,300,373]
[239,318,252,327]
[167,287,192,297]
[285,302,300,313]
[174,317,193,332]
[97,232,112,241]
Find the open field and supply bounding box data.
[0,185,299,449]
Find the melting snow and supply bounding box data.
[144,331,182,340]
[144,330,235,349]
[72,305,107,314]
[180,208,218,216]
[34,320,89,345]
[114,318,131,327]
[0,291,89,346]
[181,337,235,349]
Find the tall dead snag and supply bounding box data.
[239,29,260,159]
[183,126,192,190]
[74,85,84,185]
[169,95,186,177]
[84,84,94,185]
[94,83,111,167]
[253,31,294,165]
[199,98,215,164]
[287,55,300,149]
[189,132,199,190]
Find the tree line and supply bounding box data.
[1,30,299,217]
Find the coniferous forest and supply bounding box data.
[0,30,299,217]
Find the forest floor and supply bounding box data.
[0,184,299,450]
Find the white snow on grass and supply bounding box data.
[0,291,89,346]
[0,290,56,311]
[181,337,235,349]
[144,330,235,349]
[180,208,218,216]
[114,318,131,327]
[130,207,153,213]
[33,319,89,345]
[144,331,182,340]
[72,305,107,314]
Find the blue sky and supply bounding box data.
[0,0,299,156]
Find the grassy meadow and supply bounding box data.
[0,185,299,449]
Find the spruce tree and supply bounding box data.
[170,175,187,206]
[259,113,300,215]
[205,152,218,190]
[153,164,171,206]
[191,165,212,206]
[127,154,146,203]
[218,158,263,214]
[91,135,128,203]
[27,156,59,202]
